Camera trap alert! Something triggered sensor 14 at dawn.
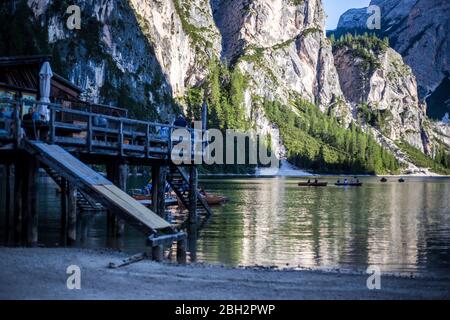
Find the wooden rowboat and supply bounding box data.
[204,194,228,205]
[298,182,328,187]
[335,182,363,187]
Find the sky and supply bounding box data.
[323,0,371,30]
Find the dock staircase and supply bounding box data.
[25,141,179,238]
[42,165,104,212]
[167,165,213,218]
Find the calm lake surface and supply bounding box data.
[1,175,449,277]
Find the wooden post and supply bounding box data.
[49,108,56,144]
[26,157,39,246]
[118,120,124,156]
[187,224,198,263]
[87,114,92,153]
[106,164,116,234]
[13,160,24,245]
[67,182,77,244]
[188,166,198,225]
[151,165,160,214]
[152,244,163,262]
[4,165,11,244]
[13,101,21,148]
[157,166,167,218]
[106,162,127,237]
[115,163,127,236]
[60,178,67,244]
[176,238,187,264]
[151,165,167,218]
[145,123,150,158]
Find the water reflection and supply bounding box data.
[197,177,450,276]
[0,175,449,276]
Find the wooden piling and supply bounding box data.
[152,165,167,218]
[176,239,187,264]
[151,165,160,214]
[67,182,77,244]
[152,244,164,262]
[60,178,67,244]
[115,163,127,236]
[188,166,198,225]
[13,160,24,245]
[25,157,39,246]
[106,162,127,237]
[157,166,167,218]
[106,164,116,234]
[4,165,11,244]
[187,224,198,263]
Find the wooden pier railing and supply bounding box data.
[0,97,197,161]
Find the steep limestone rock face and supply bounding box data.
[212,0,350,119]
[336,0,450,104]
[334,40,429,152]
[24,0,175,118]
[129,0,221,98]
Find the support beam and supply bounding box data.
[60,178,68,245]
[4,165,11,245]
[13,160,24,245]
[115,163,127,236]
[151,165,160,214]
[187,224,198,263]
[67,182,77,244]
[188,166,198,225]
[106,164,116,235]
[106,162,127,237]
[152,165,167,218]
[152,244,163,262]
[25,157,39,246]
[176,238,187,264]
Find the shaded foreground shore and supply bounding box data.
[0,248,449,300]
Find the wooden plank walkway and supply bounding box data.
[26,141,171,234]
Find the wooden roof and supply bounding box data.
[0,55,83,95]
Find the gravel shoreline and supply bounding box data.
[0,247,449,300]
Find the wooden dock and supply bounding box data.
[0,96,211,262]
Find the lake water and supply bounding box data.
[1,175,449,277]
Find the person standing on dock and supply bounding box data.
[174,115,188,128]
[159,121,170,138]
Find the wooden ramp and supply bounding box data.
[25,141,172,235]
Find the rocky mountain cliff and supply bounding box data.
[335,0,450,119]
[332,35,428,153]
[2,0,449,173]
[212,0,348,113]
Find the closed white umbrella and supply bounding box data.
[39,61,53,121]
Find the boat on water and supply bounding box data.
[335,182,363,187]
[380,177,388,182]
[203,194,228,205]
[398,178,405,183]
[298,182,328,187]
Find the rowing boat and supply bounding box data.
[298,182,328,187]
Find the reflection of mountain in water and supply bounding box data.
[196,177,450,276]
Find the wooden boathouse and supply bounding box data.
[0,55,212,262]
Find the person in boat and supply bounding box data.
[344,178,348,185]
[314,179,318,184]
[307,179,311,184]
[337,179,341,184]
[144,182,152,195]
